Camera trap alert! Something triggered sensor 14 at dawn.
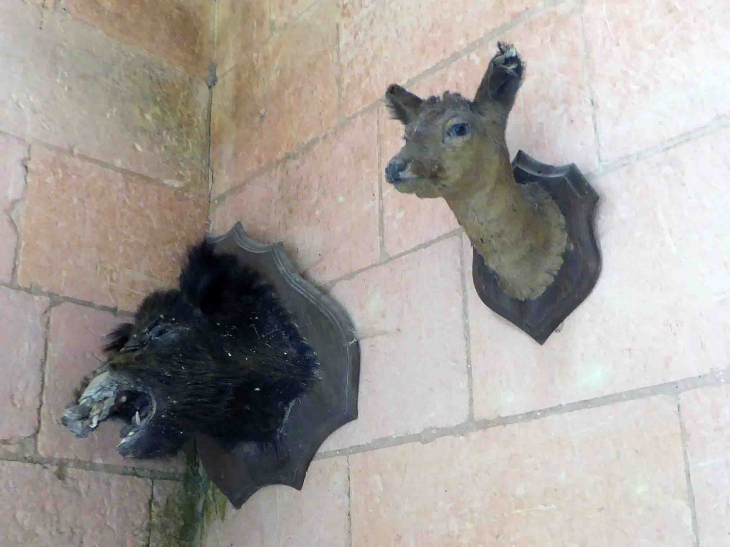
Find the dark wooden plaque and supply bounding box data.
[472,151,601,344]
[196,223,360,508]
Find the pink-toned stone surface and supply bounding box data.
[0,287,48,440]
[211,0,339,195]
[151,480,196,546]
[58,0,215,76]
[380,3,597,256]
[681,386,730,546]
[323,237,468,450]
[213,110,379,284]
[0,437,35,459]
[216,0,269,76]
[584,0,730,163]
[0,134,27,283]
[204,458,350,547]
[38,302,185,472]
[468,127,730,420]
[502,3,599,172]
[339,0,541,117]
[0,461,151,546]
[18,147,207,311]
[0,1,209,190]
[350,397,693,546]
[270,0,317,30]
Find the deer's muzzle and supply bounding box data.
[385,159,408,183]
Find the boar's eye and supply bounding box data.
[148,324,184,346]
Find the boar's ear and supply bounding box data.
[385,84,423,125]
[103,323,134,353]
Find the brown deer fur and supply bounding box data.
[384,43,567,301]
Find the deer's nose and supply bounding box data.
[385,159,407,183]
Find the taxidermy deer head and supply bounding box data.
[384,43,569,301]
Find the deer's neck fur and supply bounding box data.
[444,154,567,300]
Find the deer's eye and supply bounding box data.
[447,123,470,138]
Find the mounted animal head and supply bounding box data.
[384,42,524,199]
[62,241,318,459]
[383,43,570,302]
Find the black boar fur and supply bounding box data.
[62,240,318,459]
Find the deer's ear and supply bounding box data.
[385,84,423,125]
[473,42,524,111]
